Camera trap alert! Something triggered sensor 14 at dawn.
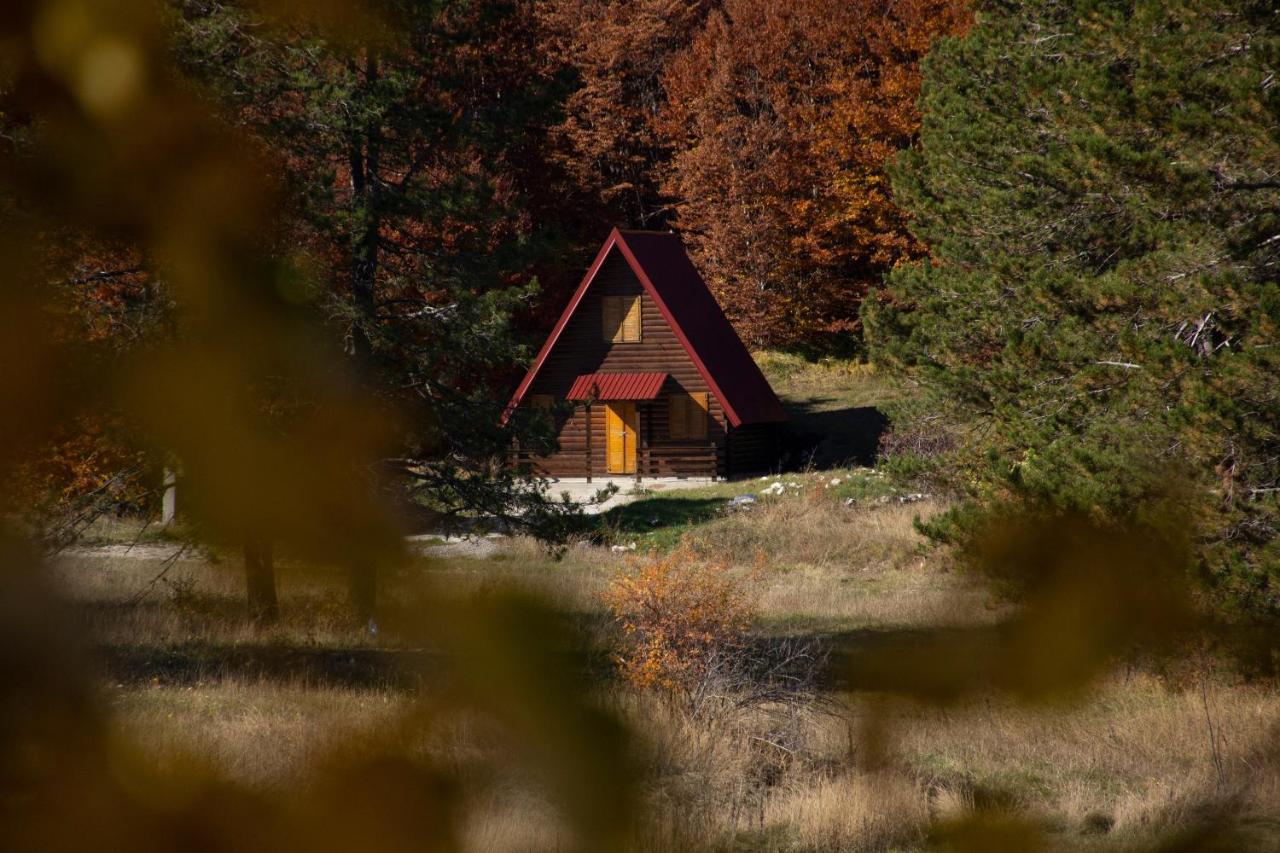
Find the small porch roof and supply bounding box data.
[566,372,667,402]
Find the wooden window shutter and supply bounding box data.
[668,392,707,440]
[602,296,624,342]
[688,392,708,439]
[622,295,641,341]
[603,295,641,342]
[668,393,688,439]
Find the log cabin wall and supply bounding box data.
[727,422,782,477]
[515,250,727,478]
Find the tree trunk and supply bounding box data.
[347,52,381,369]
[344,51,382,618]
[243,535,278,621]
[348,564,377,625]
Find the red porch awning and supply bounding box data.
[566,372,668,401]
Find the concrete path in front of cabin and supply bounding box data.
[539,476,719,514]
[58,478,717,563]
[59,536,511,562]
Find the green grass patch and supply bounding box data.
[599,494,729,549]
[755,350,902,411]
[593,468,907,549]
[594,478,753,547]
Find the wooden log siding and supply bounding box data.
[726,422,781,476]
[516,252,727,478]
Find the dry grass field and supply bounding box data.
[47,362,1280,852]
[54,486,1280,852]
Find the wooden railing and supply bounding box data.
[509,443,719,479]
[641,443,718,478]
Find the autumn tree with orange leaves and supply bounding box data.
[7,241,166,541]
[536,0,969,347]
[534,0,715,229]
[658,0,971,347]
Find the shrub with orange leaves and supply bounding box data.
[602,544,754,696]
[11,415,153,548]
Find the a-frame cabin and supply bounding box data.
[507,229,787,481]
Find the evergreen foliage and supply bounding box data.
[866,0,1280,612]
[170,0,577,537]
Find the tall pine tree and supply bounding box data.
[867,0,1280,613]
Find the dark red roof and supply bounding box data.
[507,229,787,427]
[567,372,667,401]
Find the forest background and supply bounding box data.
[8,0,1280,625]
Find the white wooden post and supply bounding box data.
[161,468,177,526]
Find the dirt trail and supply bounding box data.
[60,543,207,562]
[60,535,506,563]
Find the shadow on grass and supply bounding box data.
[82,599,618,689]
[95,642,447,689]
[598,496,728,540]
[93,614,618,689]
[91,619,981,695]
[782,398,888,469]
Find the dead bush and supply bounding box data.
[877,420,956,462]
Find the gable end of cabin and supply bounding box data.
[508,232,785,481]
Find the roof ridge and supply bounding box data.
[504,230,787,426]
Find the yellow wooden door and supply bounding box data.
[605,402,638,474]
